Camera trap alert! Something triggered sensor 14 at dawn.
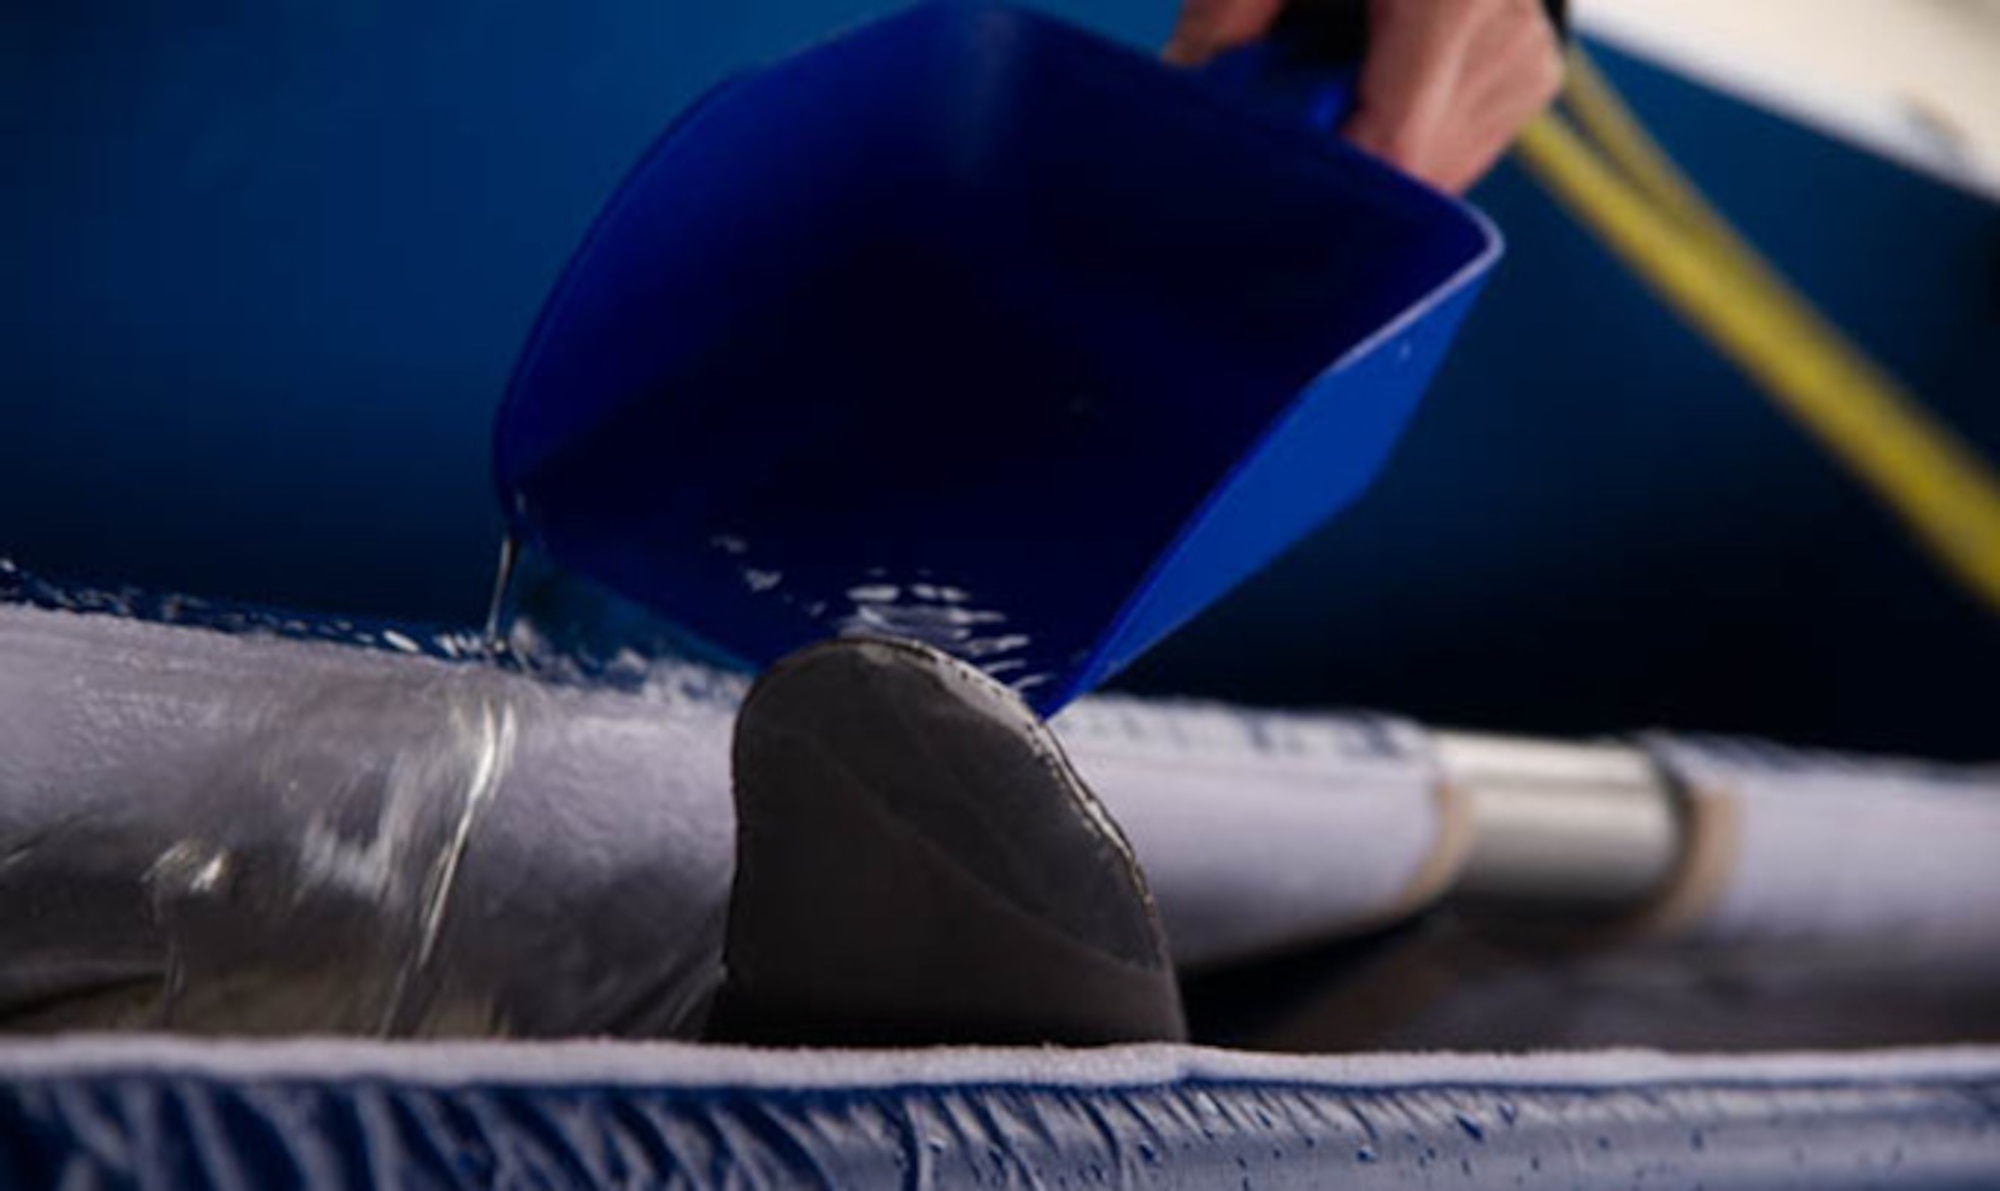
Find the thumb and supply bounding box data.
[1165,0,1287,65]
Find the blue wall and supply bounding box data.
[3,3,1994,755]
[1129,54,2000,759]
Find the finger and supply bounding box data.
[1343,0,1485,178]
[1165,0,1287,64]
[1430,23,1564,189]
[1346,0,1561,192]
[1463,0,1554,66]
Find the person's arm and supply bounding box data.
[1166,0,1566,194]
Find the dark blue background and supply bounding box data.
[2,2,1994,755]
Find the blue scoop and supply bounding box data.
[495,0,1500,713]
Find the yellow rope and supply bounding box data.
[1513,53,2000,613]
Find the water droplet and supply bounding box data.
[195,852,232,894]
[1356,1147,1378,1164]
[1455,1113,1486,1142]
[963,633,1031,657]
[482,535,521,654]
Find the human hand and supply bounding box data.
[1165,0,1565,194]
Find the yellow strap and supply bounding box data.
[1559,50,1729,244]
[1513,55,2000,614]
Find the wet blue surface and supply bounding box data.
[3,1053,1999,1189]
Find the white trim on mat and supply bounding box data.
[2,1037,1998,1093]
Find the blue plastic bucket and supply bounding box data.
[495,0,1500,713]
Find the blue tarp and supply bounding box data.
[6,1039,2000,1189]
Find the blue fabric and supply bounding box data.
[5,1043,2000,1189]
